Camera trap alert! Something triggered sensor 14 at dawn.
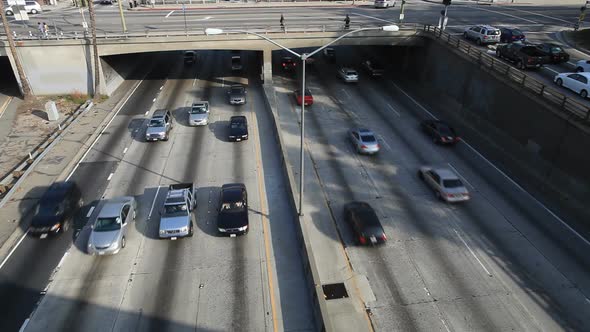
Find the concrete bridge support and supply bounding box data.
[262,47,273,85]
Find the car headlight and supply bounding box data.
[159,229,166,235]
[180,226,188,233]
[159,132,166,137]
[218,228,226,232]
[88,243,94,249]
[238,225,248,231]
[50,223,60,231]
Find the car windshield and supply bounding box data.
[551,47,563,53]
[190,106,207,114]
[221,201,245,211]
[326,49,335,55]
[94,217,121,232]
[487,30,500,35]
[149,119,165,127]
[438,126,454,136]
[231,87,244,94]
[164,203,188,215]
[361,135,376,142]
[346,71,357,76]
[231,122,246,129]
[512,29,523,36]
[443,179,463,188]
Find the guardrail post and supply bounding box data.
[477,51,482,64]
[586,110,590,121]
[521,75,526,86]
[561,96,567,108]
[539,85,545,96]
[491,57,494,69]
[447,34,451,43]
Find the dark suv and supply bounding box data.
[29,182,82,238]
[343,202,387,246]
[217,183,249,236]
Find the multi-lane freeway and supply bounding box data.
[1,2,590,332]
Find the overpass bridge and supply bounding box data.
[0,24,422,96]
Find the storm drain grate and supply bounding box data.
[322,283,349,300]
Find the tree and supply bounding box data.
[0,1,33,100]
[87,0,101,100]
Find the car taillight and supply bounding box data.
[361,145,368,149]
[512,36,516,39]
[440,137,447,142]
[483,35,488,39]
[359,236,366,244]
[294,63,297,66]
[381,233,387,241]
[455,137,461,142]
[377,144,381,149]
[447,193,454,198]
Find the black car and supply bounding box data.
[229,116,248,142]
[343,202,386,246]
[217,183,248,235]
[29,182,82,237]
[535,43,570,64]
[421,120,460,145]
[500,28,526,43]
[281,56,297,72]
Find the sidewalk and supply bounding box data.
[422,0,586,5]
[131,0,371,10]
[0,80,139,266]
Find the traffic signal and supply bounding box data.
[443,0,451,5]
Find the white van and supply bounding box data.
[374,0,395,8]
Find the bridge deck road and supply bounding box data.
[24,50,313,332]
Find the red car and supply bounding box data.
[295,89,313,106]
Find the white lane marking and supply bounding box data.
[123,147,128,154]
[423,287,432,296]
[392,82,590,247]
[353,12,396,24]
[568,62,576,67]
[468,6,538,24]
[454,228,492,276]
[65,80,144,181]
[160,86,164,90]
[0,232,28,270]
[56,251,68,269]
[390,81,437,119]
[148,186,161,220]
[107,173,114,181]
[18,318,29,332]
[586,297,590,305]
[165,10,174,18]
[387,103,400,116]
[543,66,560,75]
[221,77,225,88]
[144,111,149,116]
[502,7,572,25]
[447,163,474,190]
[152,98,156,102]
[440,318,451,332]
[378,135,392,151]
[342,89,351,98]
[86,206,95,218]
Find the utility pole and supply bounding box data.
[399,0,406,24]
[439,0,451,31]
[117,0,127,33]
[0,0,33,99]
[182,4,187,35]
[87,0,101,99]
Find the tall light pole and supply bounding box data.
[117,0,127,33]
[205,24,399,216]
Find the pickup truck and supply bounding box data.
[158,183,196,239]
[495,43,550,70]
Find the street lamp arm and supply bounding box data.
[306,27,383,59]
[206,28,302,58]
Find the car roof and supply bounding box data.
[152,109,168,118]
[230,84,244,89]
[342,67,357,71]
[478,25,499,30]
[354,128,374,135]
[98,197,133,218]
[192,102,208,107]
[432,168,459,179]
[42,182,77,202]
[345,202,382,227]
[221,183,246,201]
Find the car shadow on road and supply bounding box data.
[210,119,230,142]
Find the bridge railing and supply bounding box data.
[422,25,590,124]
[0,23,419,41]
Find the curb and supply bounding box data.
[0,96,13,119]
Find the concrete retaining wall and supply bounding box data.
[387,39,590,231]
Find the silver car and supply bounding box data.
[418,167,470,203]
[463,25,501,45]
[145,109,173,141]
[350,128,380,154]
[188,102,209,126]
[87,196,136,255]
[228,84,247,105]
[338,67,359,83]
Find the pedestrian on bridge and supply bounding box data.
[37,22,44,37]
[344,14,350,30]
[280,14,285,31]
[43,22,49,37]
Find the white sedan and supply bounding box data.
[418,166,470,203]
[554,72,590,99]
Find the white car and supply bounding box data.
[188,101,209,126]
[5,1,42,15]
[418,167,470,203]
[374,0,395,8]
[554,72,590,99]
[575,59,590,72]
[338,67,359,83]
[463,25,501,45]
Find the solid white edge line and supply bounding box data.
[18,318,29,332]
[0,232,28,270]
[391,81,438,119]
[147,186,161,220]
[65,80,144,182]
[144,111,149,116]
[543,66,560,75]
[447,163,475,190]
[86,206,95,218]
[123,147,128,154]
[56,251,68,269]
[107,173,113,181]
[165,10,174,18]
[391,81,590,247]
[454,228,492,276]
[152,98,156,102]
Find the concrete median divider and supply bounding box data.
[260,85,330,331]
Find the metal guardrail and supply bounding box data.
[0,100,93,202]
[422,25,590,124]
[0,23,419,41]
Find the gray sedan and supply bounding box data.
[350,128,380,154]
[87,196,136,255]
[418,167,470,202]
[189,101,209,126]
[228,84,247,105]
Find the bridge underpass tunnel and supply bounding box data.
[0,56,21,98]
